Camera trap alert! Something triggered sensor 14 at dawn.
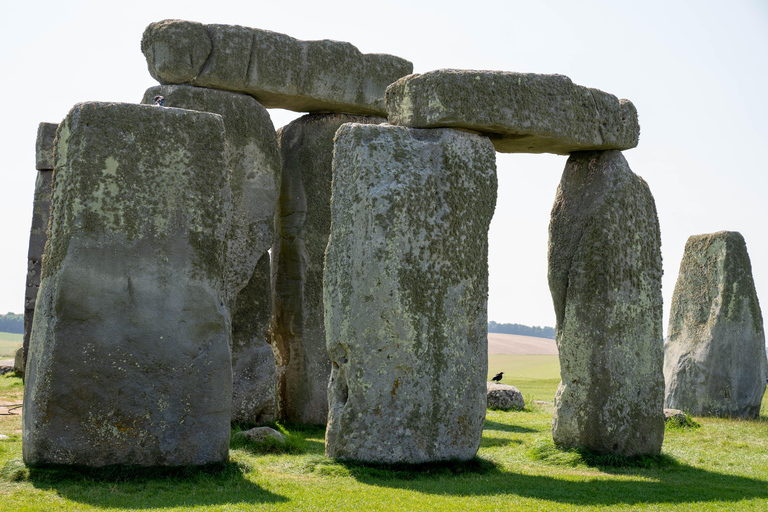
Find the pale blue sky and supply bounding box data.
[2,0,767,332]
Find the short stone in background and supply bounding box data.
[233,426,286,444]
[663,408,687,422]
[271,113,384,426]
[487,382,525,410]
[386,70,639,155]
[324,123,497,463]
[23,102,232,466]
[548,150,664,456]
[142,84,280,425]
[664,231,767,419]
[142,20,413,116]
[21,122,58,377]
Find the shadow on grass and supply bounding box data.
[482,420,539,433]
[479,437,523,448]
[16,460,288,509]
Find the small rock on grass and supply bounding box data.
[233,427,286,444]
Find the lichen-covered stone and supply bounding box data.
[141,85,280,424]
[35,122,58,170]
[324,123,497,463]
[548,150,664,456]
[487,382,525,410]
[663,231,767,418]
[141,20,413,116]
[23,102,232,466]
[271,113,384,425]
[386,70,639,155]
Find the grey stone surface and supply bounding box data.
[324,123,497,463]
[141,85,280,425]
[23,102,232,466]
[663,231,767,418]
[233,426,286,444]
[35,122,58,170]
[142,20,413,116]
[548,150,664,456]
[663,408,687,422]
[271,113,384,426]
[386,70,639,155]
[487,382,525,410]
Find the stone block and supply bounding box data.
[664,231,767,418]
[271,113,384,426]
[386,70,639,155]
[141,86,280,424]
[35,122,58,170]
[487,382,525,410]
[324,123,497,463]
[142,20,413,116]
[548,150,664,456]
[23,102,232,466]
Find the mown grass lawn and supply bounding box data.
[0,331,22,359]
[1,373,767,511]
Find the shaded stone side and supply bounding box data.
[324,123,497,463]
[35,122,58,170]
[142,20,413,116]
[23,102,232,466]
[386,70,639,155]
[141,86,280,425]
[548,150,664,456]
[664,231,767,418]
[271,113,384,425]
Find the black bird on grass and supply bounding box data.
[491,372,504,382]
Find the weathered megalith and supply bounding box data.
[324,123,497,463]
[548,150,664,456]
[141,20,413,116]
[386,70,639,155]
[21,122,58,377]
[142,84,280,425]
[487,382,525,411]
[271,113,384,425]
[23,102,233,466]
[664,231,767,418]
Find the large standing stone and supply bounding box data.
[23,102,232,466]
[271,113,384,425]
[548,150,664,456]
[141,20,413,116]
[142,85,280,425]
[386,70,639,155]
[664,231,767,418]
[324,123,497,463]
[21,123,58,377]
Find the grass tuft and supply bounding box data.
[527,438,680,469]
[665,413,701,430]
[229,423,308,455]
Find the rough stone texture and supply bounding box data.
[23,102,232,466]
[142,20,413,116]
[663,231,767,418]
[386,70,639,155]
[35,122,58,170]
[487,382,525,410]
[141,85,280,425]
[548,150,664,456]
[14,347,24,375]
[663,408,687,422]
[271,113,384,425]
[233,426,286,444]
[324,123,497,463]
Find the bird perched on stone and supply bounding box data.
[491,372,504,382]
[153,95,165,106]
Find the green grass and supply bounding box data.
[488,354,561,380]
[1,374,768,511]
[0,332,22,359]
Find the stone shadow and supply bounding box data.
[482,420,540,433]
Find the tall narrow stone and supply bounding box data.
[548,150,664,456]
[324,123,497,463]
[23,102,232,466]
[664,231,767,418]
[142,85,280,425]
[21,122,58,376]
[271,113,384,425]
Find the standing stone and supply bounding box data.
[271,113,384,425]
[23,102,232,466]
[548,150,664,456]
[141,20,413,116]
[21,123,58,377]
[324,123,497,463]
[142,85,280,425]
[664,231,767,418]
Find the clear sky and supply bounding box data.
[1,0,767,333]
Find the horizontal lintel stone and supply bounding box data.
[385,69,640,155]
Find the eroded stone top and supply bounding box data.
[35,122,58,170]
[141,20,413,116]
[386,69,639,155]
